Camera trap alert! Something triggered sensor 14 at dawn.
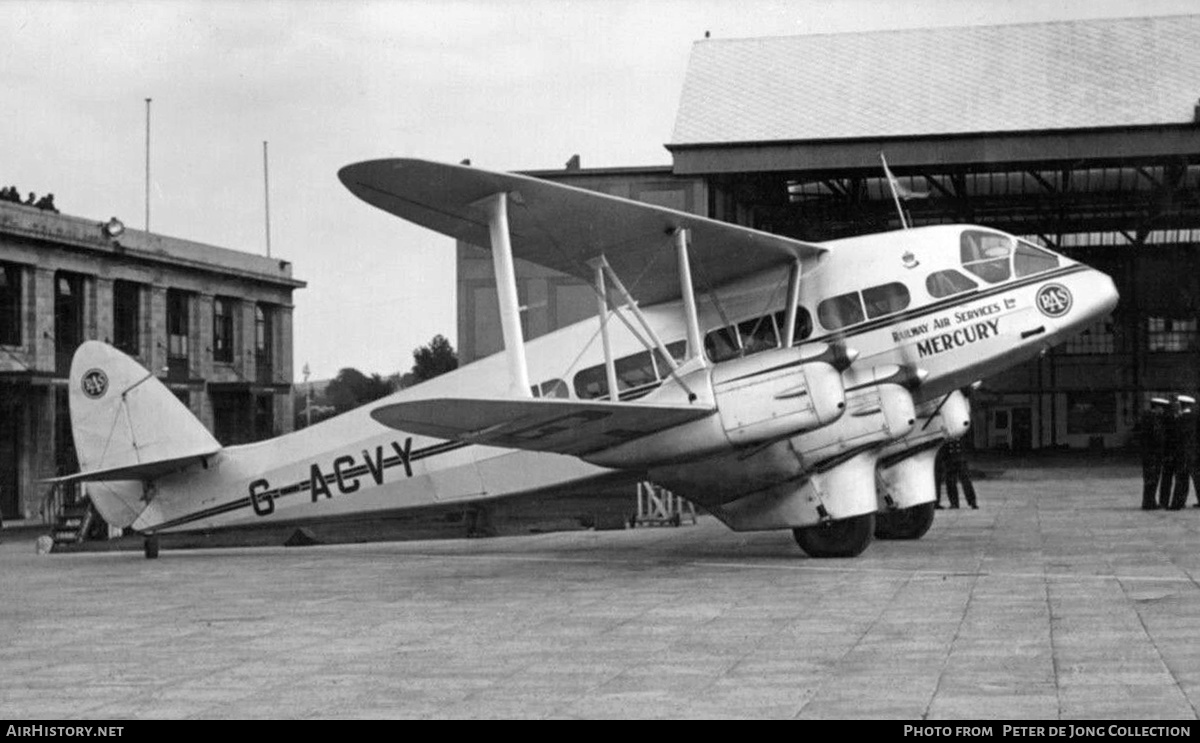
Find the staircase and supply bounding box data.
[44,482,98,551]
[632,481,697,527]
[52,501,95,549]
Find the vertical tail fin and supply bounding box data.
[65,341,221,527]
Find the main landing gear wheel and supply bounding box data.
[874,502,936,541]
[143,536,159,559]
[792,513,874,558]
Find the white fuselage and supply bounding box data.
[135,225,1117,534]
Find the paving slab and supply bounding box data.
[2,458,1200,719]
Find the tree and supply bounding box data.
[410,334,458,384]
[324,367,395,414]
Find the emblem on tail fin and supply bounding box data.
[81,369,109,399]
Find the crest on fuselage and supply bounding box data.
[81,368,109,399]
[1035,283,1072,318]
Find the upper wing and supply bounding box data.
[370,397,715,457]
[339,158,826,306]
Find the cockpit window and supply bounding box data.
[1014,240,1060,277]
[960,230,1012,284]
[818,292,865,330]
[926,269,978,299]
[862,282,910,319]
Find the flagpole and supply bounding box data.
[145,97,152,232]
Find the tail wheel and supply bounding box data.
[792,513,874,558]
[874,502,936,540]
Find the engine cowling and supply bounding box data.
[586,344,848,468]
[876,390,972,511]
[710,345,847,445]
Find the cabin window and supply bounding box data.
[925,269,978,299]
[704,308,812,362]
[960,230,1012,284]
[817,292,865,330]
[774,308,814,344]
[0,262,22,346]
[862,282,910,319]
[736,316,779,354]
[531,379,569,399]
[573,340,686,400]
[705,326,740,362]
[1013,240,1060,277]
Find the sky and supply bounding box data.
[2,0,1196,381]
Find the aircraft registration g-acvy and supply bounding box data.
[56,158,1118,559]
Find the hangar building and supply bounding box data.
[457,14,1200,451]
[0,200,304,525]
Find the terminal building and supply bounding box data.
[459,13,1200,452]
[0,201,304,524]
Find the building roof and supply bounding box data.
[0,201,304,288]
[671,14,1200,146]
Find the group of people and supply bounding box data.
[935,437,978,509]
[1140,394,1200,510]
[0,186,58,212]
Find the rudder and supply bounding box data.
[67,341,221,527]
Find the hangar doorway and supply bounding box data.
[990,407,1033,451]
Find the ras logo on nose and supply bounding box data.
[1036,283,1072,318]
[81,369,109,399]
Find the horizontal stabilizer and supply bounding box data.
[370,398,715,457]
[41,451,218,485]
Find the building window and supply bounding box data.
[213,297,235,363]
[1147,317,1197,353]
[1061,315,1115,354]
[255,304,273,363]
[55,272,85,374]
[166,289,190,380]
[0,262,21,346]
[255,304,274,384]
[113,280,141,356]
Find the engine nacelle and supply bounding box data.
[648,368,918,531]
[876,390,971,511]
[787,370,918,469]
[710,345,847,445]
[586,344,847,468]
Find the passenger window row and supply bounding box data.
[573,340,688,401]
[817,282,911,331]
[705,309,814,363]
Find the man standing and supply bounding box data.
[1160,396,1183,509]
[1141,397,1170,510]
[942,437,977,510]
[1170,395,1198,510]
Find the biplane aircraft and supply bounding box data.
[57,158,1118,559]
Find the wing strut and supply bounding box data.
[675,228,704,361]
[481,192,532,398]
[593,263,621,402]
[782,258,803,347]
[589,255,697,401]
